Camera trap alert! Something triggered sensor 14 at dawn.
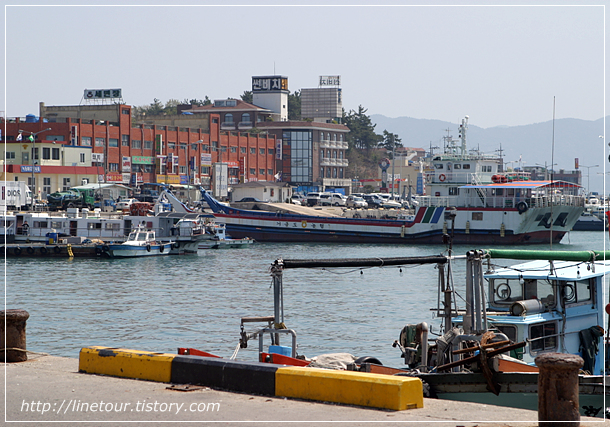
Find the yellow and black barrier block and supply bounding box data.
[275,366,423,411]
[79,346,175,383]
[171,355,278,396]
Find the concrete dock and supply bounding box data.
[2,353,607,426]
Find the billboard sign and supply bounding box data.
[84,88,122,99]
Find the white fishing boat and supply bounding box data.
[203,117,585,245]
[100,227,173,258]
[198,222,255,250]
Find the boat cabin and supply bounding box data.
[482,259,608,374]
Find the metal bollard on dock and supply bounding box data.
[535,352,583,427]
[1,309,30,362]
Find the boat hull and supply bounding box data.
[104,242,173,258]
[417,372,608,418]
[198,238,254,250]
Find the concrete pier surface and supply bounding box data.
[2,354,607,426]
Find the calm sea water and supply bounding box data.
[4,230,609,367]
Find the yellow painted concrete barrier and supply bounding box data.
[79,346,175,383]
[275,366,423,411]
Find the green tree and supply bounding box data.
[379,130,403,158]
[343,105,382,151]
[240,91,253,103]
[288,90,301,120]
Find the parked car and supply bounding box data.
[305,192,324,207]
[116,198,137,211]
[290,194,305,205]
[346,195,368,208]
[320,193,347,207]
[381,199,402,209]
[362,194,384,208]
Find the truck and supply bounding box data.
[47,188,95,211]
[1,182,33,210]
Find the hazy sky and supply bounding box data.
[2,1,605,130]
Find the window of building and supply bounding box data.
[250,147,256,154]
[180,166,187,174]
[31,147,39,160]
[268,169,273,175]
[28,176,35,188]
[268,148,274,155]
[241,113,251,123]
[81,136,92,146]
[326,168,331,178]
[52,147,60,160]
[168,142,175,149]
[132,139,142,149]
[225,113,234,124]
[333,151,337,159]
[43,147,51,160]
[339,134,343,142]
[320,167,324,178]
[230,147,237,153]
[191,144,198,150]
[62,177,71,191]
[201,166,210,174]
[202,145,210,152]
[95,138,105,147]
[122,135,130,146]
[173,163,178,174]
[6,152,15,159]
[43,177,51,197]
[80,153,85,163]
[259,148,265,155]
[326,150,331,158]
[109,163,119,172]
[339,151,343,159]
[240,147,246,154]
[212,141,218,152]
[259,168,265,175]
[122,109,130,115]
[249,168,256,175]
[144,140,153,149]
[333,168,337,178]
[320,149,325,158]
[339,168,344,178]
[212,118,218,124]
[143,165,154,173]
[332,134,337,141]
[109,138,118,147]
[180,143,186,150]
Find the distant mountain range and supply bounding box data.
[370,114,607,194]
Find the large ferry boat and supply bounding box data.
[203,117,585,245]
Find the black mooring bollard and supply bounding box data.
[535,352,583,427]
[1,309,30,362]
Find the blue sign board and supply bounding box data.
[180,175,189,185]
[21,165,41,173]
[417,175,423,195]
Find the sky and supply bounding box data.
[1,1,605,130]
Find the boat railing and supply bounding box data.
[418,193,585,209]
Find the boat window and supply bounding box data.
[434,164,444,169]
[87,223,102,229]
[462,164,471,170]
[529,321,557,353]
[137,233,147,241]
[560,279,593,305]
[454,164,461,169]
[128,232,136,240]
[33,221,48,228]
[491,278,523,304]
[492,324,517,343]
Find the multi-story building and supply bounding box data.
[1,96,277,200]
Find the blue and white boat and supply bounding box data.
[100,227,173,258]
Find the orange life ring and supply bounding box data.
[439,174,447,182]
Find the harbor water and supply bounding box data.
[4,230,609,368]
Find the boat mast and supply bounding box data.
[550,97,555,248]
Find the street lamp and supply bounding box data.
[18,127,51,205]
[580,164,599,195]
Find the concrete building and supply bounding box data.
[2,96,277,201]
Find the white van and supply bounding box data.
[320,193,347,206]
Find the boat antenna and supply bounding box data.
[550,97,555,249]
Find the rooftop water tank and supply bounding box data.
[25,114,38,123]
